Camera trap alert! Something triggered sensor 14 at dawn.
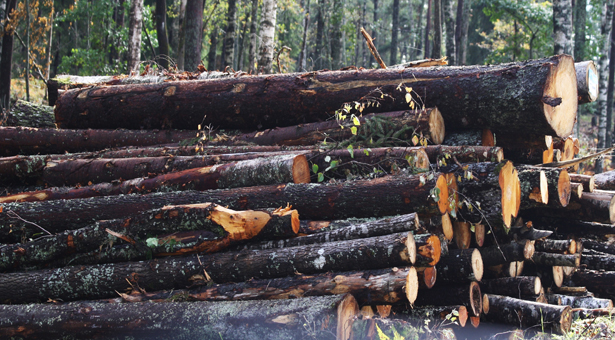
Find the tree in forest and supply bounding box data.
[258,0,277,73]
[330,0,343,69]
[127,0,144,72]
[424,0,431,58]
[222,0,237,69]
[155,0,170,69]
[596,1,614,173]
[442,0,455,64]
[431,0,442,58]
[298,0,310,70]
[0,0,16,110]
[248,0,259,72]
[573,0,586,61]
[389,0,399,65]
[184,0,204,71]
[553,0,573,55]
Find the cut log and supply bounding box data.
[230,109,446,146]
[535,239,577,254]
[524,264,564,288]
[531,252,581,267]
[583,237,615,255]
[553,286,592,296]
[571,270,615,300]
[0,203,300,271]
[0,232,416,303]
[483,261,524,280]
[54,55,578,138]
[571,182,583,199]
[434,248,483,283]
[0,294,359,340]
[478,240,535,267]
[570,173,595,192]
[479,276,542,298]
[0,154,311,203]
[414,281,482,317]
[423,145,504,165]
[517,166,548,206]
[483,294,572,334]
[297,213,423,235]
[453,221,472,249]
[416,266,437,289]
[233,213,419,253]
[522,190,615,224]
[5,99,55,128]
[413,234,442,267]
[553,137,576,162]
[473,223,486,247]
[524,217,615,237]
[495,134,553,164]
[576,60,599,104]
[594,170,615,190]
[442,129,495,147]
[581,254,615,271]
[548,294,613,309]
[0,126,196,156]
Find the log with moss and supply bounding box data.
[0,172,450,243]
[0,232,416,303]
[4,99,55,127]
[54,56,578,138]
[0,154,310,203]
[0,293,359,340]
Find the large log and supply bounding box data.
[0,154,310,203]
[478,240,535,267]
[0,294,359,340]
[479,276,542,297]
[0,203,299,271]
[483,294,572,334]
[5,99,55,127]
[594,170,615,190]
[576,60,599,104]
[0,232,416,303]
[0,126,196,156]
[0,173,449,243]
[414,281,483,317]
[434,248,483,283]
[571,269,615,300]
[522,190,615,224]
[54,55,578,138]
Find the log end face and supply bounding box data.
[426,235,441,266]
[523,240,536,260]
[558,170,571,207]
[495,147,505,162]
[543,55,578,138]
[469,281,482,316]
[533,277,542,296]
[405,266,419,305]
[429,107,446,145]
[482,129,495,147]
[436,175,450,215]
[499,161,521,229]
[471,248,484,282]
[337,294,360,340]
[609,193,615,224]
[557,305,573,335]
[539,170,549,204]
[406,232,417,265]
[421,266,437,289]
[441,213,454,241]
[457,305,468,327]
[292,155,311,184]
[586,61,599,102]
[414,148,431,171]
[552,266,564,288]
[482,293,490,315]
[291,210,300,234]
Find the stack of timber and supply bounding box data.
[0,54,612,339]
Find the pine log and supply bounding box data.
[473,223,486,247]
[235,213,419,251]
[442,129,495,146]
[517,166,548,207]
[581,254,615,271]
[571,270,615,300]
[479,276,542,297]
[548,294,613,309]
[5,99,55,127]
[571,182,583,199]
[478,240,535,267]
[531,252,581,267]
[0,232,416,303]
[434,248,483,283]
[230,109,446,146]
[535,239,576,254]
[423,145,503,165]
[453,221,472,249]
[413,234,442,267]
[0,294,359,340]
[55,56,578,137]
[0,172,450,243]
[0,154,310,203]
[0,203,299,271]
[416,266,437,289]
[414,281,483,317]
[576,60,599,104]
[483,294,572,334]
[0,126,196,156]
[403,305,468,327]
[522,190,615,225]
[570,173,595,192]
[594,170,615,190]
[524,264,564,288]
[483,261,524,280]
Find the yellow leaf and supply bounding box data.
[405,93,412,103]
[409,101,415,109]
[405,87,412,93]
[352,116,361,126]
[351,126,358,135]
[412,135,419,146]
[376,324,391,340]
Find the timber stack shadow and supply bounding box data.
[0,54,613,339]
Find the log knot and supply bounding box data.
[542,96,563,107]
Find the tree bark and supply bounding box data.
[258,0,277,73]
[247,0,259,73]
[479,276,542,298]
[416,266,437,289]
[431,0,442,58]
[0,173,450,243]
[0,0,16,111]
[531,252,580,267]
[553,0,574,55]
[573,0,587,61]
[414,281,482,317]
[54,56,579,138]
[576,61,598,104]
[442,0,455,64]
[222,0,237,69]
[235,212,419,251]
[330,0,343,69]
[522,190,615,225]
[298,0,310,71]
[389,0,399,65]
[581,254,615,271]
[0,294,359,340]
[127,0,144,72]
[433,248,483,283]
[0,127,195,157]
[549,294,613,309]
[412,234,442,267]
[5,99,55,128]
[594,170,615,190]
[155,0,170,69]
[0,154,310,203]
[535,239,577,254]
[424,0,432,58]
[571,269,615,300]
[570,173,595,192]
[0,232,415,303]
[478,240,535,267]
[184,0,204,71]
[484,295,572,334]
[607,9,615,148]
[596,1,614,171]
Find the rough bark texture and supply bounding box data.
[535,239,576,254]
[522,190,615,225]
[582,238,615,255]
[414,281,482,316]
[0,294,358,340]
[127,0,144,72]
[553,0,573,55]
[0,173,445,243]
[593,170,615,190]
[53,56,578,138]
[0,0,16,111]
[531,252,580,267]
[431,0,442,58]
[570,173,595,192]
[571,269,615,300]
[0,232,414,303]
[0,154,309,204]
[184,0,204,71]
[479,276,542,298]
[549,294,613,309]
[258,0,277,73]
[484,295,572,334]
[433,248,483,283]
[576,61,598,103]
[4,99,55,127]
[478,240,535,267]
[0,126,195,157]
[424,146,503,165]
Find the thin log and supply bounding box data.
[361,27,386,69]
[416,266,437,289]
[0,294,359,340]
[483,294,572,334]
[576,60,599,104]
[4,99,55,127]
[570,173,595,192]
[581,254,615,271]
[0,154,311,203]
[571,182,583,199]
[414,281,482,317]
[479,277,542,297]
[423,145,504,164]
[0,232,416,303]
[442,129,495,146]
[54,55,578,138]
[478,240,535,267]
[434,248,483,283]
[0,126,196,156]
[531,252,581,267]
[535,239,577,254]
[517,166,548,207]
[549,294,613,309]
[297,214,424,235]
[413,234,442,267]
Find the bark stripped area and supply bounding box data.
[54,56,578,138]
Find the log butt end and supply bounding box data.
[436,175,450,215]
[499,161,521,228]
[469,281,483,316]
[292,155,311,184]
[406,232,417,265]
[543,55,578,138]
[337,294,360,340]
[471,248,484,282]
[441,213,454,241]
[405,266,419,305]
[429,107,446,145]
[414,148,431,171]
[532,276,543,296]
[558,170,571,207]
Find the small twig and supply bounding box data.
[276,46,292,74]
[105,228,136,245]
[6,210,52,236]
[360,27,386,69]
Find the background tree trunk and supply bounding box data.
[0,0,16,111]
[184,0,204,71]
[330,0,343,69]
[176,0,187,70]
[370,0,378,66]
[573,0,586,61]
[258,0,277,73]
[431,0,441,58]
[207,20,220,70]
[155,0,170,69]
[222,0,237,69]
[443,0,455,64]
[457,0,471,65]
[414,0,425,61]
[596,1,614,172]
[389,0,399,65]
[553,0,573,55]
[127,0,144,72]
[424,0,432,58]
[298,0,310,70]
[608,10,615,148]
[315,0,326,69]
[248,0,259,72]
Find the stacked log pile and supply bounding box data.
[0,54,612,339]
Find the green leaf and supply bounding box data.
[146,237,159,248]
[376,324,391,340]
[312,164,319,174]
[352,115,361,126]
[350,126,358,135]
[347,144,354,158]
[364,149,370,156]
[317,173,324,182]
